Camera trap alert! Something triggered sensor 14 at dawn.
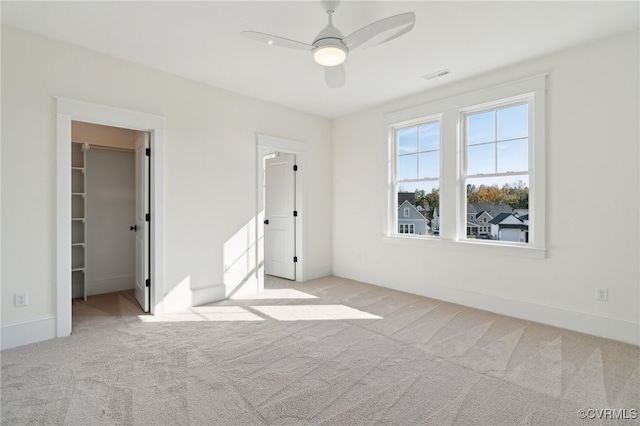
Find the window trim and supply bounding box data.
[390,114,442,239]
[384,74,546,258]
[460,95,533,245]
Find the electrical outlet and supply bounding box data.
[14,292,28,307]
[596,287,608,301]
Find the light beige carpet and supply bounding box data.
[2,275,639,425]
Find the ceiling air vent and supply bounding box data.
[422,69,451,80]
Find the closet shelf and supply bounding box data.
[72,141,87,302]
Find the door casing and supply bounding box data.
[56,97,164,337]
[256,134,306,291]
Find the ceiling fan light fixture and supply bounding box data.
[313,39,347,66]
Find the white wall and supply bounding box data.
[1,27,332,331]
[332,30,639,344]
[86,149,136,296]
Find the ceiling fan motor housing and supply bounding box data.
[313,37,348,66]
[312,11,348,66]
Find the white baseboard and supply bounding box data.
[429,284,639,345]
[87,276,135,296]
[1,316,57,350]
[304,264,333,281]
[337,273,639,346]
[162,282,227,313]
[192,283,226,306]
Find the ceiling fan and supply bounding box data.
[241,2,415,88]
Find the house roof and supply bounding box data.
[489,212,519,225]
[398,192,416,206]
[468,203,512,217]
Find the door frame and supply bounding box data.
[56,97,165,337]
[264,153,297,281]
[256,134,306,290]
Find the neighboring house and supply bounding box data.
[513,209,529,219]
[490,212,529,243]
[398,200,429,235]
[397,192,416,206]
[431,207,440,235]
[435,203,522,239]
[466,203,513,238]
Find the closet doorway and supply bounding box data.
[71,121,150,313]
[256,134,307,289]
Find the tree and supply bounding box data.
[467,181,529,209]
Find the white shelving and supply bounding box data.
[71,142,87,301]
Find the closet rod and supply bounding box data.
[85,143,135,154]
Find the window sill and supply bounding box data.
[382,235,546,259]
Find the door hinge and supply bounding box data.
[146,148,151,156]
[145,279,150,288]
[293,210,298,217]
[145,213,150,222]
[293,165,298,171]
[293,256,298,263]
[264,219,269,225]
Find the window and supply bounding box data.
[463,100,531,243]
[393,119,440,237]
[399,224,415,234]
[386,75,546,257]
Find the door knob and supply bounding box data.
[130,225,137,231]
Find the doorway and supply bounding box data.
[264,153,297,280]
[71,121,149,312]
[256,134,306,290]
[56,97,165,338]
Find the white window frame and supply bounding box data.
[390,115,442,238]
[384,75,546,258]
[460,95,532,245]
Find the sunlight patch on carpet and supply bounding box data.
[251,305,382,321]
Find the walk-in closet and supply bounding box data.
[71,121,142,300]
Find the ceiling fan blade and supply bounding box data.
[343,12,415,52]
[241,31,313,51]
[324,64,346,88]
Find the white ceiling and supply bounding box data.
[2,1,638,119]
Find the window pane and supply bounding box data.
[396,182,440,237]
[419,122,440,152]
[468,144,495,175]
[419,151,439,179]
[466,175,529,243]
[497,138,528,173]
[497,104,528,140]
[467,111,495,145]
[398,154,417,180]
[398,127,417,155]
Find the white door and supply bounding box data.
[264,154,296,280]
[134,133,150,311]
